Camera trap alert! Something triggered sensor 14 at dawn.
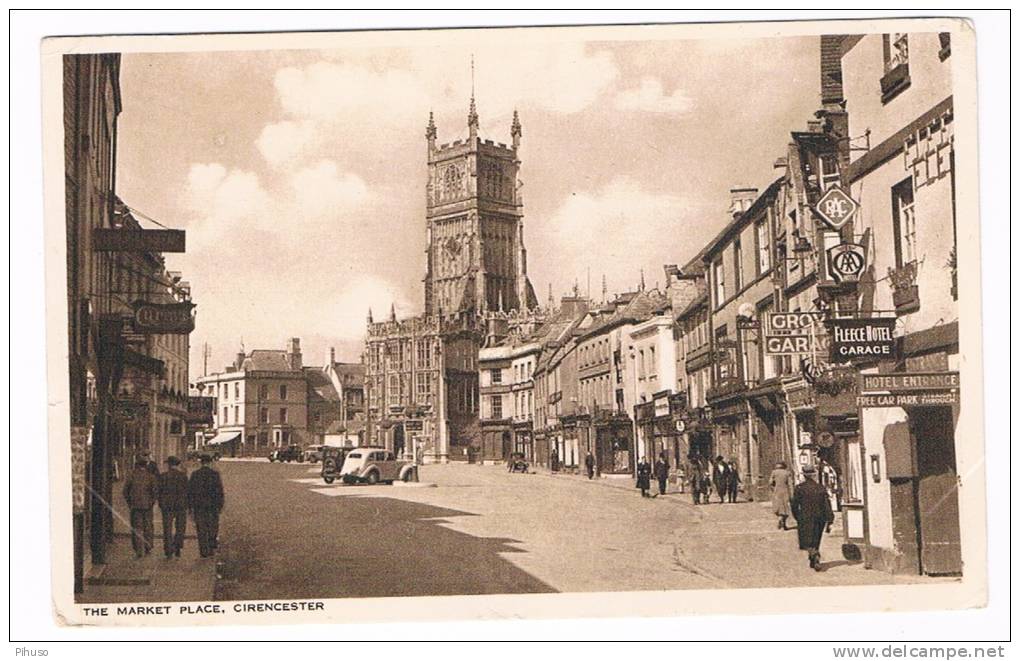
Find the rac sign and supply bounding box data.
[814,186,859,230]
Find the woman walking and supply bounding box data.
[636,457,652,498]
[769,461,794,530]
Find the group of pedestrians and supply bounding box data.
[120,453,225,560]
[687,455,740,504]
[769,461,835,571]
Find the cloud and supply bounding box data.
[328,275,415,341]
[256,120,316,167]
[614,77,693,114]
[530,177,694,295]
[182,159,372,250]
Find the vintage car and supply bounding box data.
[339,447,416,485]
[303,444,327,463]
[319,446,352,484]
[507,452,529,473]
[268,444,304,463]
[186,447,220,461]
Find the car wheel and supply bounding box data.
[365,471,379,485]
[323,476,335,484]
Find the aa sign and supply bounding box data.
[814,187,859,230]
[827,242,867,283]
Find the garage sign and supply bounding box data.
[764,312,826,356]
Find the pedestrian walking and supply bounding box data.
[584,451,595,480]
[769,461,794,530]
[712,456,728,504]
[689,459,703,504]
[187,454,225,558]
[157,455,189,558]
[550,448,560,473]
[122,455,157,558]
[654,452,670,496]
[791,465,835,570]
[726,459,740,503]
[636,457,652,498]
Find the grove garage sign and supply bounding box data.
[764,312,826,355]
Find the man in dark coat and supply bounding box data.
[726,459,741,503]
[653,453,670,496]
[122,456,158,558]
[636,457,652,498]
[712,456,729,504]
[550,448,560,473]
[791,465,835,570]
[584,451,595,480]
[187,454,225,558]
[157,455,189,558]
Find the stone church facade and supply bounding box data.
[364,98,538,463]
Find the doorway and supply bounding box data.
[393,424,406,458]
[911,406,961,575]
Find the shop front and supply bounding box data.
[591,412,633,475]
[511,420,534,462]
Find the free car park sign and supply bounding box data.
[814,187,859,230]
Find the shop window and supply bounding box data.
[892,178,917,267]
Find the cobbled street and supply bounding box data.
[212,460,940,600]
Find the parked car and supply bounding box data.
[304,444,327,463]
[320,446,352,484]
[508,452,529,473]
[268,444,304,463]
[339,447,416,485]
[186,447,220,461]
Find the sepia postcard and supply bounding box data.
[41,17,986,627]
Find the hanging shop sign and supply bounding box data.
[826,242,867,284]
[813,186,859,231]
[133,301,196,334]
[93,228,186,253]
[764,311,826,355]
[829,317,897,363]
[404,420,424,432]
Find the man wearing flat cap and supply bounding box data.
[187,454,225,558]
[792,464,835,571]
[157,456,189,558]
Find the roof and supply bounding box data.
[304,368,340,402]
[331,362,366,387]
[243,350,295,372]
[675,283,709,321]
[702,177,785,260]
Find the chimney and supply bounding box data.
[820,35,845,108]
[559,295,589,319]
[288,338,302,370]
[326,346,335,368]
[728,187,758,219]
[235,350,245,371]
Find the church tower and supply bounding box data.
[423,98,538,321]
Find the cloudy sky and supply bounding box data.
[113,28,821,379]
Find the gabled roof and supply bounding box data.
[304,368,340,402]
[243,350,295,372]
[331,362,365,386]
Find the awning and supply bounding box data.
[205,431,241,446]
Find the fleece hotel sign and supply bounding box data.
[829,318,897,362]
